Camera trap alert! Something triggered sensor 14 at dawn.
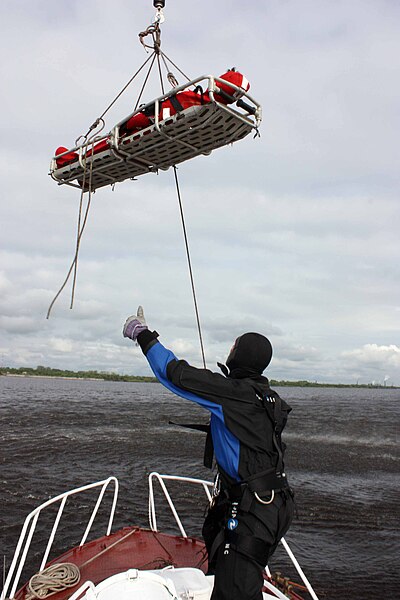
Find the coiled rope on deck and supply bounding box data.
[26,563,80,599]
[25,528,138,599]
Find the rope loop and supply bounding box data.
[139,22,162,54]
[26,563,81,599]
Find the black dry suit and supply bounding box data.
[137,330,294,600]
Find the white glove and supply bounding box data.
[123,306,148,341]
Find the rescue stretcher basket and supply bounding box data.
[49,75,262,191]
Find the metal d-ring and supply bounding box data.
[254,490,275,505]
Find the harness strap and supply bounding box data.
[246,466,288,493]
[208,528,226,565]
[168,93,184,113]
[193,85,205,104]
[203,425,214,468]
[227,530,270,565]
[207,517,270,567]
[143,103,156,118]
[224,467,288,513]
[230,468,288,496]
[253,384,286,474]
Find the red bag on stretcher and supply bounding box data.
[54,68,251,168]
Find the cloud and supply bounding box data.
[0,316,43,335]
[48,337,74,353]
[0,0,399,385]
[342,344,400,370]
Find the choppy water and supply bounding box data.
[1,376,399,599]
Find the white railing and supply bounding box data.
[148,473,319,600]
[3,474,319,600]
[1,477,119,600]
[148,473,213,537]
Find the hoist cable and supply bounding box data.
[173,166,207,368]
[156,53,166,95]
[134,52,158,111]
[160,52,179,87]
[159,51,192,83]
[76,53,156,144]
[98,52,155,121]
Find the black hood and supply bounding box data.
[224,332,273,377]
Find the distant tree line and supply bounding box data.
[0,366,157,383]
[0,366,397,388]
[269,379,395,388]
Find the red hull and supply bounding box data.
[15,527,207,600]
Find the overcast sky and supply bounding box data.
[0,0,399,385]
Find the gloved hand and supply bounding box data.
[123,306,148,341]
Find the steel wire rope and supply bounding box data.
[134,52,158,111]
[148,26,206,367]
[156,53,166,95]
[74,53,155,145]
[159,53,179,88]
[98,52,155,123]
[159,51,192,83]
[173,166,207,368]
[148,30,205,367]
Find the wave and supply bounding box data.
[284,431,398,448]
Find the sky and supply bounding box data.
[0,0,399,385]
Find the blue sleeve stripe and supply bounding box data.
[146,343,222,414]
[146,342,240,481]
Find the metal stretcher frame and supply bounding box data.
[49,75,262,191]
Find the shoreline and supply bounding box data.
[3,373,105,381]
[1,371,398,389]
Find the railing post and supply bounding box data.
[1,477,119,600]
[281,537,320,600]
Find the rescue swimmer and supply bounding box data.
[123,306,294,600]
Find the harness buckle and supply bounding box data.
[210,473,221,508]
